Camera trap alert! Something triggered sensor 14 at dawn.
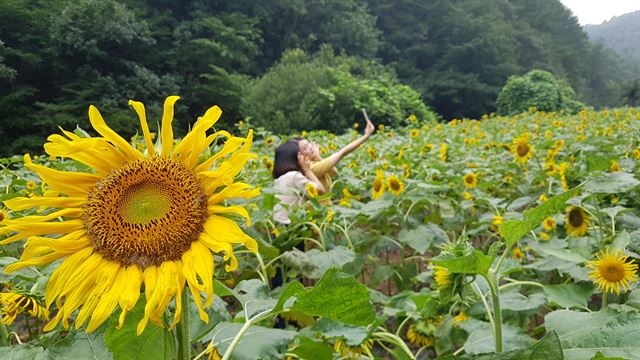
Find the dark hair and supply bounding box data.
[273,140,301,179]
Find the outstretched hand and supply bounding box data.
[362,109,375,137]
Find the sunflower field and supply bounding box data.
[1,100,640,360]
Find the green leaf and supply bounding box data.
[444,331,563,359]
[460,318,532,354]
[500,186,581,246]
[397,223,446,254]
[311,318,369,345]
[282,246,356,279]
[292,268,375,326]
[585,172,640,194]
[545,309,640,359]
[103,299,176,360]
[36,330,112,360]
[290,337,333,360]
[211,323,296,360]
[591,351,628,360]
[500,291,546,312]
[0,344,44,360]
[189,295,232,343]
[543,284,593,310]
[431,250,494,276]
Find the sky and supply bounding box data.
[559,0,640,25]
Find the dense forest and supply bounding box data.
[0,0,638,155]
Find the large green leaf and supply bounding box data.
[311,318,369,345]
[543,284,593,310]
[500,291,546,312]
[282,246,356,279]
[36,330,112,360]
[545,309,640,359]
[443,331,563,359]
[0,344,44,360]
[499,186,581,246]
[290,337,333,360]
[210,323,296,360]
[460,319,532,354]
[397,223,446,254]
[431,250,494,276]
[103,299,176,360]
[292,268,375,326]
[585,172,640,194]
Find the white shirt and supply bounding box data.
[273,171,321,224]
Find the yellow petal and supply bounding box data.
[88,105,142,161]
[23,154,99,196]
[129,100,156,156]
[161,96,180,156]
[3,196,86,211]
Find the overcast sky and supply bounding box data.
[559,0,640,25]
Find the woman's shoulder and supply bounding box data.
[275,171,306,184]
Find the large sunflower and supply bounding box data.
[565,206,588,236]
[511,134,534,163]
[587,248,638,294]
[387,175,405,195]
[0,96,259,334]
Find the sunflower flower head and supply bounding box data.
[565,206,589,236]
[410,129,419,138]
[334,337,374,360]
[463,172,478,188]
[543,217,556,231]
[610,160,621,172]
[387,175,405,195]
[26,180,37,191]
[372,170,385,199]
[453,311,468,327]
[406,320,436,347]
[587,248,638,294]
[511,134,534,163]
[433,265,451,288]
[306,183,318,198]
[0,96,259,335]
[440,143,448,162]
[0,291,49,325]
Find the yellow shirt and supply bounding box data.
[311,158,337,203]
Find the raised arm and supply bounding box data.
[323,111,375,168]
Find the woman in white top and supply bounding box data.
[272,140,325,225]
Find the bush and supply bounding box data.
[496,70,584,115]
[242,47,435,134]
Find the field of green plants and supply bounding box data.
[1,104,640,359]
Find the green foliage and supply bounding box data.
[496,70,584,115]
[243,47,434,133]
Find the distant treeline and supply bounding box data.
[0,0,637,155]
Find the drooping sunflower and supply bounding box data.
[511,134,534,163]
[387,175,405,195]
[406,321,435,347]
[372,170,385,199]
[587,248,638,294]
[334,337,374,359]
[0,96,259,334]
[463,172,478,188]
[453,311,468,327]
[433,265,451,288]
[0,291,49,325]
[565,206,589,236]
[610,160,621,172]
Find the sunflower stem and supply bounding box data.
[484,272,503,353]
[602,292,608,309]
[177,290,191,360]
[0,323,9,346]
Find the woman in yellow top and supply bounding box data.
[296,114,375,199]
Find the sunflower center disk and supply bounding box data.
[516,142,529,156]
[568,210,583,227]
[84,157,207,268]
[603,264,624,282]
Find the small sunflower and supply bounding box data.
[462,192,473,200]
[422,143,434,153]
[306,183,318,198]
[408,114,417,122]
[440,143,448,162]
[538,194,549,202]
[463,173,478,188]
[512,247,525,261]
[511,134,534,163]
[334,338,374,359]
[0,96,259,335]
[587,248,638,294]
[0,291,49,325]
[406,321,435,347]
[565,206,589,236]
[539,232,551,241]
[453,311,468,326]
[387,175,405,195]
[403,164,411,179]
[433,265,451,288]
[265,136,274,145]
[610,160,621,172]
[26,180,37,191]
[372,170,385,199]
[410,129,419,138]
[367,147,377,160]
[543,217,556,231]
